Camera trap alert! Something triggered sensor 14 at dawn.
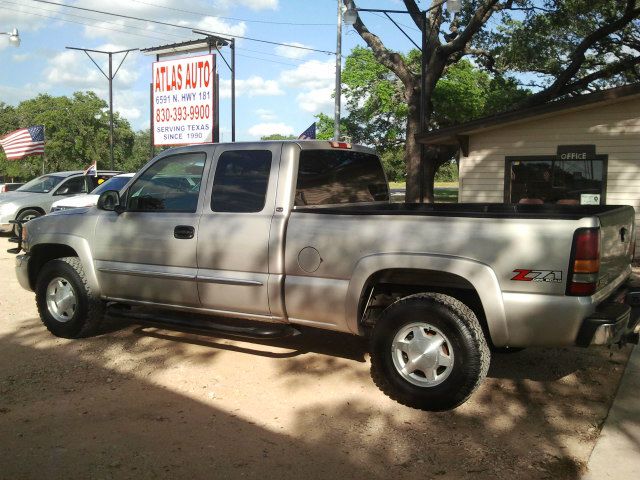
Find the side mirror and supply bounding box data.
[97,190,124,213]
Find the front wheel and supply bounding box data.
[370,293,490,411]
[35,257,105,338]
[14,209,41,236]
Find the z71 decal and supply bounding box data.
[511,269,562,283]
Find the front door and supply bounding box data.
[94,150,209,307]
[196,144,281,319]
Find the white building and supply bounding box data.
[418,84,640,232]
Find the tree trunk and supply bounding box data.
[404,91,422,203]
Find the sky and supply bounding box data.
[0,0,427,141]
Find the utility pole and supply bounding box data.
[66,46,138,170]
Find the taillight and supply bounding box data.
[567,228,600,296]
[329,141,352,149]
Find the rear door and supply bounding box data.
[94,150,209,306]
[196,143,281,319]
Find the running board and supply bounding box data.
[109,308,301,340]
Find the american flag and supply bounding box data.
[298,122,316,140]
[0,126,45,160]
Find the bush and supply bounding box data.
[435,160,459,183]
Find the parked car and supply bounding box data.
[50,173,135,212]
[0,182,25,193]
[0,170,120,234]
[10,141,640,411]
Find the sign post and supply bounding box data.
[152,54,216,146]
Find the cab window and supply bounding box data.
[127,153,206,212]
[211,150,272,213]
[54,176,87,196]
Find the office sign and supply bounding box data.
[152,54,215,145]
[557,144,596,161]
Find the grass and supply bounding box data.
[388,181,459,203]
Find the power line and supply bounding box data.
[2,3,317,69]
[28,0,336,55]
[1,3,174,43]
[129,0,334,26]
[2,1,186,41]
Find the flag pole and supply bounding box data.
[42,125,46,174]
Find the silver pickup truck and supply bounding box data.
[11,141,640,411]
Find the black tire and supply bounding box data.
[14,209,42,235]
[370,293,490,411]
[35,257,105,338]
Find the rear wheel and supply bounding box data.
[14,209,41,235]
[35,257,105,338]
[370,293,490,411]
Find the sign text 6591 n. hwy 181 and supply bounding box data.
[152,54,216,146]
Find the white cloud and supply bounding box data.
[220,76,283,98]
[279,59,339,114]
[218,0,279,10]
[194,17,247,37]
[256,108,276,120]
[12,53,31,62]
[44,47,140,89]
[248,122,294,138]
[280,59,336,90]
[24,0,249,48]
[275,43,311,60]
[296,87,335,113]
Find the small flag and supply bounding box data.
[0,125,45,160]
[298,122,316,140]
[84,161,97,177]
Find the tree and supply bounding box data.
[344,0,640,202]
[0,92,135,179]
[260,133,297,140]
[341,50,528,179]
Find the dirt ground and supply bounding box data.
[0,235,632,480]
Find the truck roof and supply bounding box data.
[41,170,122,178]
[159,141,377,156]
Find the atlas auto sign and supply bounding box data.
[152,54,216,146]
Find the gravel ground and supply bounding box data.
[0,235,632,480]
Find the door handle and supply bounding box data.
[174,225,195,239]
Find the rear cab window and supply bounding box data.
[295,149,389,206]
[211,150,272,213]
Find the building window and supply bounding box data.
[506,156,606,205]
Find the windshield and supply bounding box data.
[92,175,132,195]
[17,175,65,193]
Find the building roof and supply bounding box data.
[417,83,640,147]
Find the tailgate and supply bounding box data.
[597,205,635,289]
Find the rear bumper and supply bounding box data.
[576,287,640,347]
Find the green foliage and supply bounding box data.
[477,0,640,88]
[434,161,459,183]
[0,92,136,179]
[260,133,297,140]
[341,47,409,149]
[379,148,406,182]
[314,113,335,140]
[341,49,531,150]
